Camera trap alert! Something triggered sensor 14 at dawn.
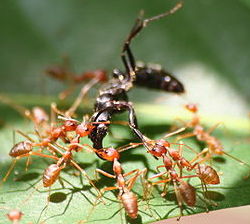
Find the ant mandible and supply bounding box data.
[89,2,185,154]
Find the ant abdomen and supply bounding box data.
[121,191,138,219]
[134,65,184,93]
[178,180,196,206]
[9,141,33,157]
[196,164,220,185]
[43,164,61,187]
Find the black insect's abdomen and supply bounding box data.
[134,67,184,93]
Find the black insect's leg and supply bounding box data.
[109,101,146,143]
[121,12,144,78]
[123,1,183,50]
[121,2,183,75]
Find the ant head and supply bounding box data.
[94,69,108,82]
[6,209,24,222]
[45,66,67,80]
[51,127,63,138]
[214,147,223,155]
[75,123,95,137]
[149,140,168,157]
[63,120,78,132]
[185,104,198,113]
[97,147,120,161]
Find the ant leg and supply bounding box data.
[207,122,223,134]
[0,94,28,118]
[95,169,116,179]
[124,170,141,191]
[222,151,250,171]
[121,2,183,74]
[1,160,17,182]
[175,132,196,142]
[71,160,104,201]
[123,169,140,178]
[111,101,147,143]
[48,143,102,198]
[163,127,186,139]
[50,102,64,134]
[148,171,169,184]
[65,78,99,117]
[87,184,119,222]
[50,102,65,119]
[15,129,35,143]
[58,85,76,100]
[2,152,59,182]
[156,165,169,173]
[189,148,211,164]
[117,142,143,153]
[25,156,32,171]
[139,168,152,201]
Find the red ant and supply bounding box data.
[121,128,220,218]
[19,106,108,149]
[1,139,59,183]
[81,144,144,219]
[0,206,24,224]
[45,59,107,94]
[147,159,219,218]
[177,103,250,168]
[1,133,102,198]
[5,209,23,224]
[45,58,108,117]
[40,142,101,197]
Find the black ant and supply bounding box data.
[89,2,185,153]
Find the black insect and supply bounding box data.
[89,3,184,154]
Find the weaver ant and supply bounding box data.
[1,139,58,183]
[89,2,184,153]
[177,103,250,170]
[4,209,23,224]
[147,158,219,218]
[92,146,144,219]
[40,142,101,195]
[45,57,108,104]
[1,131,103,199]
[119,127,220,218]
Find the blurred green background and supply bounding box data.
[0,0,249,117]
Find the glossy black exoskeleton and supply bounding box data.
[89,3,184,153]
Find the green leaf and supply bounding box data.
[0,95,249,224]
